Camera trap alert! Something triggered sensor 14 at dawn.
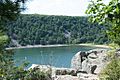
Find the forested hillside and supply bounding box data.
[6,14,109,46]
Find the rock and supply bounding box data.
[82,59,97,74]
[81,59,90,73]
[77,73,99,80]
[29,64,51,73]
[91,65,97,74]
[71,51,82,71]
[88,49,106,54]
[29,64,77,78]
[69,69,77,76]
[88,53,98,59]
[116,48,120,58]
[54,67,77,76]
[71,51,88,71]
[94,65,104,74]
[71,49,108,75]
[55,75,79,80]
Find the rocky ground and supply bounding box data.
[29,48,111,80]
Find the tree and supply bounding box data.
[6,14,108,45]
[86,0,120,79]
[0,0,28,79]
[86,0,120,45]
[0,0,27,32]
[0,1,52,80]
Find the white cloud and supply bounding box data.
[23,0,89,16]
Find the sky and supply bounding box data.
[23,0,90,16]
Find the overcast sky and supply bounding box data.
[23,0,90,16]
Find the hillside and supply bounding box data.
[6,14,109,47]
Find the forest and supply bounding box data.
[6,14,109,46]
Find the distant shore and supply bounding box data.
[6,43,110,50]
[78,44,109,48]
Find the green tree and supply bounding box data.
[6,14,108,46]
[86,0,120,45]
[0,0,28,79]
[0,1,52,80]
[86,0,120,79]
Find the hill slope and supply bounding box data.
[6,14,109,46]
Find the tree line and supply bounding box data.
[6,14,109,46]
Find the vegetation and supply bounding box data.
[25,68,52,80]
[6,14,109,46]
[86,0,120,80]
[0,0,27,79]
[0,0,52,80]
[100,58,120,80]
[86,0,120,46]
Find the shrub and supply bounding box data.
[100,59,120,80]
[24,68,52,80]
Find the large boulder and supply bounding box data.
[81,59,90,73]
[29,64,51,73]
[82,59,97,74]
[71,51,87,71]
[71,49,108,75]
[71,51,82,71]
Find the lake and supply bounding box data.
[13,45,105,68]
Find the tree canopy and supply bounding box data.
[86,0,120,79]
[0,1,52,80]
[0,0,28,79]
[6,14,109,46]
[86,0,120,45]
[0,0,27,20]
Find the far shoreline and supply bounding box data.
[6,43,110,50]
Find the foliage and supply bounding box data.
[100,58,120,80]
[107,49,116,60]
[107,43,119,58]
[86,0,120,45]
[0,0,27,20]
[6,14,109,46]
[86,0,120,79]
[0,1,52,80]
[25,68,52,80]
[0,35,8,48]
[108,42,120,49]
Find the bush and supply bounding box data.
[24,68,52,80]
[100,59,120,80]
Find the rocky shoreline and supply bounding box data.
[29,48,110,80]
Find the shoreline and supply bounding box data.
[6,44,110,50]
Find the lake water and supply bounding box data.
[13,45,104,68]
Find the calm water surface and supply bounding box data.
[13,45,103,68]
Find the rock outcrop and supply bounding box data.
[71,51,88,71]
[29,48,109,80]
[55,75,79,80]
[29,64,77,79]
[29,64,51,73]
[71,49,108,80]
